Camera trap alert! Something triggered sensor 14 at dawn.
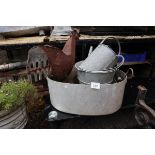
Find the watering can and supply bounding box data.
[79,37,124,71]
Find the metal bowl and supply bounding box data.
[75,61,116,84]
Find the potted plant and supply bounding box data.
[0,80,37,129]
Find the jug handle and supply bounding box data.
[126,68,135,79]
[115,55,124,69]
[99,36,121,55]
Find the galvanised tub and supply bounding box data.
[47,70,127,116]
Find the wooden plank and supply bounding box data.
[0,36,46,46]
[49,35,155,42]
[80,35,155,41]
[0,34,155,46]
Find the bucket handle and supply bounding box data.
[126,68,135,79]
[99,37,121,55]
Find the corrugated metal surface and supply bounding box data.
[0,105,28,129]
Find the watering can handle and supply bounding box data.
[88,46,93,56]
[99,37,121,55]
[115,55,124,69]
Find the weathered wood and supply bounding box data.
[0,49,9,64]
[0,36,46,46]
[78,35,155,41]
[0,35,155,46]
[0,26,50,37]
[49,35,155,43]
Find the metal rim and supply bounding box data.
[75,62,116,73]
[47,69,127,85]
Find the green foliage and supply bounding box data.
[0,80,37,111]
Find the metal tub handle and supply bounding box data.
[126,68,134,79]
